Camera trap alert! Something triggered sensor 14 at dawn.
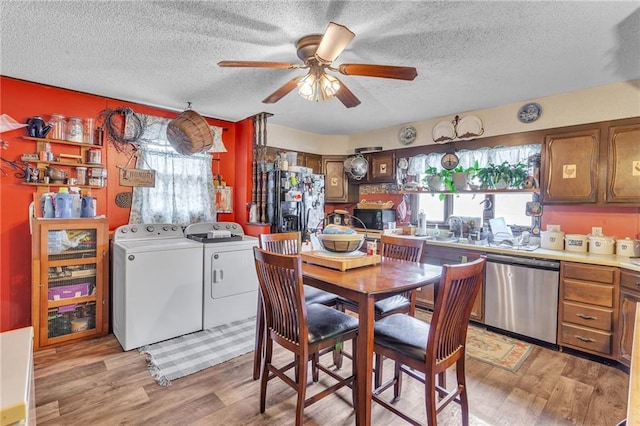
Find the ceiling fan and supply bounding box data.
[217,22,418,108]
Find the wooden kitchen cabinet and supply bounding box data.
[418,245,484,322]
[618,269,640,367]
[31,218,109,350]
[606,123,640,203]
[558,262,618,358]
[542,128,600,204]
[302,153,322,174]
[322,156,358,203]
[368,151,396,183]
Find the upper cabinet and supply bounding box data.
[606,123,640,203]
[347,151,397,184]
[322,156,358,203]
[541,128,600,204]
[368,151,396,183]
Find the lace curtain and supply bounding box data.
[125,113,217,226]
[406,144,542,177]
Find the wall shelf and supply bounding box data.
[400,188,539,195]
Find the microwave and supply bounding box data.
[353,209,396,230]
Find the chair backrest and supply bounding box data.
[253,247,308,350]
[380,234,424,262]
[427,256,486,372]
[259,232,301,255]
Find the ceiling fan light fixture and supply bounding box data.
[319,73,340,99]
[297,72,317,101]
[315,22,355,64]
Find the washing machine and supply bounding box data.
[113,223,203,351]
[184,222,259,329]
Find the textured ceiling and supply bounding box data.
[1,1,639,135]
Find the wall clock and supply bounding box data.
[441,152,459,170]
[518,103,542,123]
[398,125,417,145]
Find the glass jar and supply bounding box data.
[66,117,83,142]
[49,113,66,140]
[83,118,95,144]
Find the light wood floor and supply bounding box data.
[34,316,629,425]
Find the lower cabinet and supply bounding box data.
[618,269,640,367]
[558,262,618,358]
[417,245,484,322]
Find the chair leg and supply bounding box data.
[393,360,402,400]
[260,337,272,413]
[312,353,319,382]
[424,372,438,426]
[253,295,265,380]
[456,358,469,426]
[351,337,358,414]
[295,353,308,426]
[374,353,384,388]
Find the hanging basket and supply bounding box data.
[166,109,214,155]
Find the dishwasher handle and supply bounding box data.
[485,253,560,270]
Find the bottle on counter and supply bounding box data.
[432,224,440,237]
[81,192,96,218]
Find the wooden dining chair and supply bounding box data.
[371,256,486,426]
[338,235,424,377]
[253,232,342,380]
[253,247,359,426]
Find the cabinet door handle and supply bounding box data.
[575,335,596,343]
[576,313,597,320]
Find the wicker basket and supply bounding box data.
[318,233,364,253]
[356,200,394,209]
[166,109,214,155]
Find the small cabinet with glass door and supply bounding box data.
[31,218,109,350]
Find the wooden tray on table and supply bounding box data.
[301,251,381,271]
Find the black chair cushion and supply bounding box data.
[374,313,430,362]
[307,304,358,345]
[374,294,410,316]
[304,285,340,306]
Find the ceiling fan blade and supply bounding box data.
[338,63,418,81]
[315,22,355,64]
[217,60,300,69]
[262,76,303,104]
[334,77,361,108]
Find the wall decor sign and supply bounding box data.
[118,167,156,187]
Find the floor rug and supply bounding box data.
[416,310,532,372]
[465,327,533,372]
[139,316,256,386]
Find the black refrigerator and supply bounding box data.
[266,170,324,237]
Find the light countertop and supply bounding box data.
[385,231,640,272]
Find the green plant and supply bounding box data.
[509,162,528,189]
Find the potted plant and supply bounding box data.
[476,163,500,189]
[508,162,528,189]
[465,160,482,190]
[423,166,444,191]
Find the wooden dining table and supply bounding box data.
[302,258,442,426]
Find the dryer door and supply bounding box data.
[206,247,258,299]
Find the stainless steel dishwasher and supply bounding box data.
[484,253,560,344]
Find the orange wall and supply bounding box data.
[542,205,640,238]
[0,77,248,332]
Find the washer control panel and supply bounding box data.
[115,223,183,240]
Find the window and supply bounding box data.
[493,193,533,227]
[125,114,218,226]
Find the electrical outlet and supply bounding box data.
[591,227,603,236]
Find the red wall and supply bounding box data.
[0,77,250,332]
